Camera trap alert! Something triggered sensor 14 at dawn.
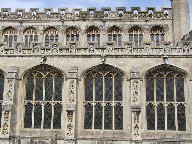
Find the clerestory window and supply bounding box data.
[3,27,18,48]
[128,26,143,47]
[146,64,186,131]
[24,28,38,47]
[24,64,63,129]
[107,26,122,47]
[83,64,124,130]
[86,26,100,46]
[44,28,59,47]
[65,27,79,45]
[150,26,165,46]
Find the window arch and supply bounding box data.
[150,26,165,46]
[23,64,64,129]
[3,27,18,48]
[107,26,122,47]
[146,64,186,131]
[128,26,143,47]
[83,64,124,130]
[86,26,100,46]
[44,28,59,47]
[65,26,80,47]
[23,28,38,47]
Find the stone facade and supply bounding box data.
[0,0,191,143]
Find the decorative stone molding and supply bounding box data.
[1,66,18,138]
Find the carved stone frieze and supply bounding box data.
[132,111,141,141]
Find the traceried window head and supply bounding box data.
[65,26,80,45]
[146,64,186,131]
[107,26,122,47]
[83,64,124,130]
[128,26,143,47]
[44,28,59,47]
[86,26,100,46]
[3,27,18,48]
[150,26,165,46]
[24,64,63,129]
[24,28,38,47]
[0,71,4,128]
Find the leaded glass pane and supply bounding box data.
[139,34,143,46]
[147,104,155,130]
[54,76,62,101]
[76,34,79,41]
[156,75,164,101]
[129,34,133,41]
[50,34,54,43]
[97,34,100,46]
[45,35,49,46]
[45,75,53,101]
[26,74,34,100]
[43,103,52,128]
[0,103,2,127]
[176,77,185,102]
[0,74,4,100]
[55,35,59,42]
[150,34,154,41]
[85,75,93,101]
[95,75,103,101]
[177,104,186,131]
[9,35,13,47]
[53,103,62,129]
[156,34,160,46]
[115,103,123,130]
[92,34,95,41]
[4,35,8,43]
[94,102,102,129]
[84,103,93,129]
[146,77,154,101]
[167,104,175,130]
[114,76,122,101]
[34,35,38,42]
[14,35,18,42]
[25,35,28,47]
[105,75,113,101]
[118,34,122,47]
[166,75,174,102]
[87,35,91,41]
[35,75,43,100]
[24,103,33,128]
[157,104,165,130]
[104,103,112,129]
[34,103,42,128]
[108,34,112,42]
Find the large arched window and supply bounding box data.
[86,26,100,46]
[146,64,186,131]
[150,26,165,46]
[0,72,4,128]
[24,64,63,129]
[107,26,122,47]
[44,28,59,47]
[3,27,18,48]
[65,27,79,44]
[24,28,38,47]
[128,26,143,47]
[83,64,124,130]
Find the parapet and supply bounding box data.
[0,7,172,21]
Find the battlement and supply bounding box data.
[0,7,172,21]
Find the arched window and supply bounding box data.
[86,26,100,46]
[44,28,59,47]
[83,64,124,130]
[3,27,18,48]
[128,26,143,47]
[146,64,186,131]
[65,27,79,45]
[24,64,63,129]
[24,28,38,47]
[0,72,4,128]
[150,26,165,46]
[107,26,122,47]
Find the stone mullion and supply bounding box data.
[65,66,78,143]
[1,67,18,138]
[130,66,142,142]
[92,76,95,129]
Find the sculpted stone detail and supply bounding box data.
[130,66,140,78]
[66,111,74,138]
[132,111,141,140]
[68,80,75,103]
[132,80,139,103]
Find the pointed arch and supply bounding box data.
[145,64,187,131]
[85,25,101,46]
[23,27,39,47]
[128,25,143,47]
[150,25,166,46]
[43,27,59,47]
[23,64,65,129]
[83,64,124,130]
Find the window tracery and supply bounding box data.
[24,64,63,129]
[24,28,38,47]
[86,26,100,46]
[128,26,143,47]
[3,27,18,48]
[146,64,186,131]
[107,26,122,47]
[44,28,59,47]
[150,26,165,46]
[83,64,124,130]
[65,27,79,48]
